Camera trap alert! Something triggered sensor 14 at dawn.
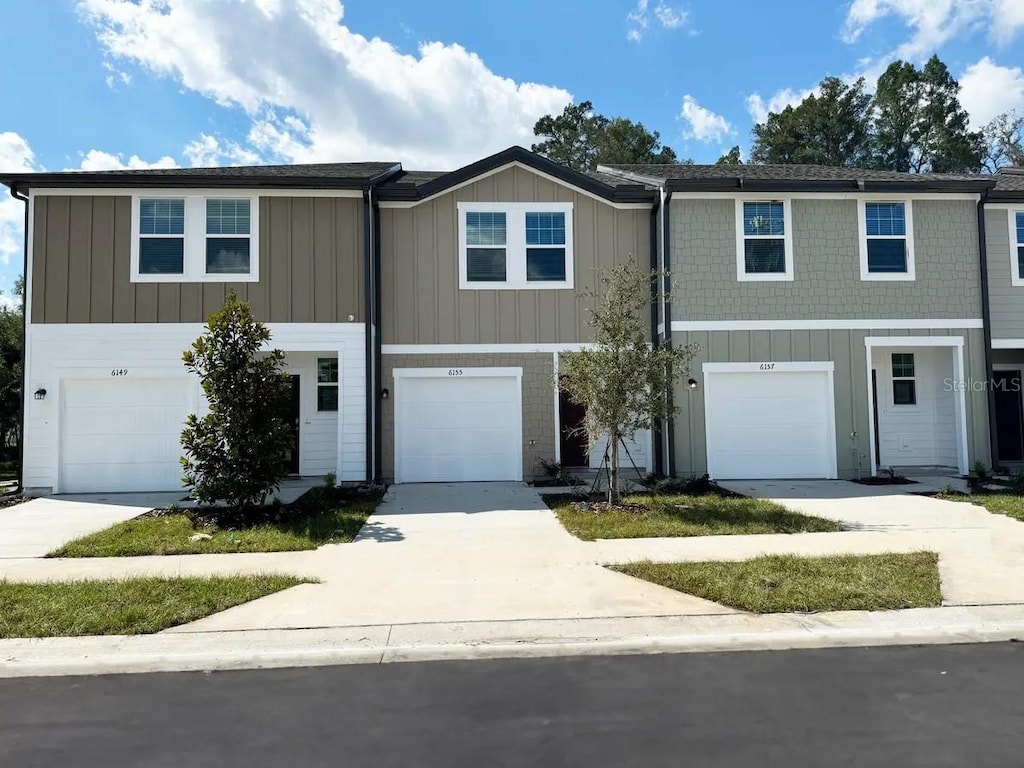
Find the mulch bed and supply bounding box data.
[850,476,918,486]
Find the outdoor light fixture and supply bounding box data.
[381,388,390,400]
[687,378,698,391]
[33,388,47,400]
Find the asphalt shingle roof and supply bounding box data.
[994,167,1024,194]
[600,163,988,184]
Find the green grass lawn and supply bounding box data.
[963,494,1024,522]
[612,552,941,613]
[50,489,379,557]
[546,493,841,540]
[0,575,310,638]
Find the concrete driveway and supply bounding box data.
[169,482,736,632]
[0,494,170,559]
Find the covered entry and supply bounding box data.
[393,367,523,483]
[703,362,838,480]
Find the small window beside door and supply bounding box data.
[892,353,916,405]
[317,357,338,412]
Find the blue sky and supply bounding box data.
[1,0,1023,297]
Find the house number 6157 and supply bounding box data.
[110,368,128,377]
[448,369,463,376]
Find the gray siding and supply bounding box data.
[673,327,989,478]
[984,207,1024,340]
[380,352,555,481]
[380,166,651,344]
[31,195,365,324]
[671,198,981,321]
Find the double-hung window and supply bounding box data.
[1009,211,1024,286]
[860,201,914,280]
[132,194,259,282]
[317,357,339,412]
[736,200,793,281]
[459,202,573,289]
[891,353,917,406]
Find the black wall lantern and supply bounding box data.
[687,378,698,391]
[34,387,47,400]
[381,388,390,400]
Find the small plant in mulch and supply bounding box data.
[851,467,917,486]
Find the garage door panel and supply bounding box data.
[61,378,193,493]
[705,369,836,480]
[395,372,522,483]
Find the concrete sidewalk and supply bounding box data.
[4,604,1024,678]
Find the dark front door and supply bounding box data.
[994,370,1024,463]
[558,387,589,468]
[871,369,881,466]
[285,375,300,474]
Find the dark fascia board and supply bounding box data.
[376,146,657,204]
[665,177,996,194]
[985,191,1024,202]
[0,164,404,191]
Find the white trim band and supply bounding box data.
[671,319,983,332]
[992,339,1024,349]
[382,343,597,354]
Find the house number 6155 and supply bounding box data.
[110,368,128,377]
[448,369,463,376]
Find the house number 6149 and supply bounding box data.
[448,369,463,376]
[110,368,128,377]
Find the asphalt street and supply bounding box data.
[2,643,1024,767]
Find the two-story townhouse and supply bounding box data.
[2,163,401,493]
[1,148,658,493]
[373,148,658,483]
[601,163,995,481]
[982,169,1024,467]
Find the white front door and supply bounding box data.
[60,378,193,493]
[394,369,523,483]
[704,364,837,480]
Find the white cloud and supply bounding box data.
[960,57,1024,128]
[680,95,733,143]
[0,132,37,271]
[183,134,264,167]
[627,0,690,41]
[78,0,572,169]
[745,86,815,124]
[843,0,1024,66]
[72,149,178,171]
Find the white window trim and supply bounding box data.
[1008,209,1024,287]
[734,199,794,282]
[890,352,917,407]
[130,191,260,283]
[457,201,574,290]
[858,199,915,282]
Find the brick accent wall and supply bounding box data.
[381,352,556,481]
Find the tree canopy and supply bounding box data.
[750,55,1008,173]
[532,101,681,171]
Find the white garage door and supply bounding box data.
[704,364,836,480]
[61,378,194,493]
[394,369,522,483]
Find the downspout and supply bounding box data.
[372,198,383,483]
[11,184,28,493]
[662,188,677,476]
[649,194,663,475]
[362,187,374,483]
[978,191,998,467]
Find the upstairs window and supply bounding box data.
[1010,211,1024,287]
[131,194,259,282]
[317,357,339,412]
[860,201,915,281]
[891,353,916,405]
[735,200,793,281]
[458,203,574,290]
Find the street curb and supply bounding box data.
[3,617,1024,679]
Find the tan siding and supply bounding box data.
[32,195,365,324]
[380,166,652,344]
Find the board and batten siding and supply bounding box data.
[671,198,982,321]
[30,195,365,324]
[984,207,1024,341]
[672,327,989,479]
[379,166,651,345]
